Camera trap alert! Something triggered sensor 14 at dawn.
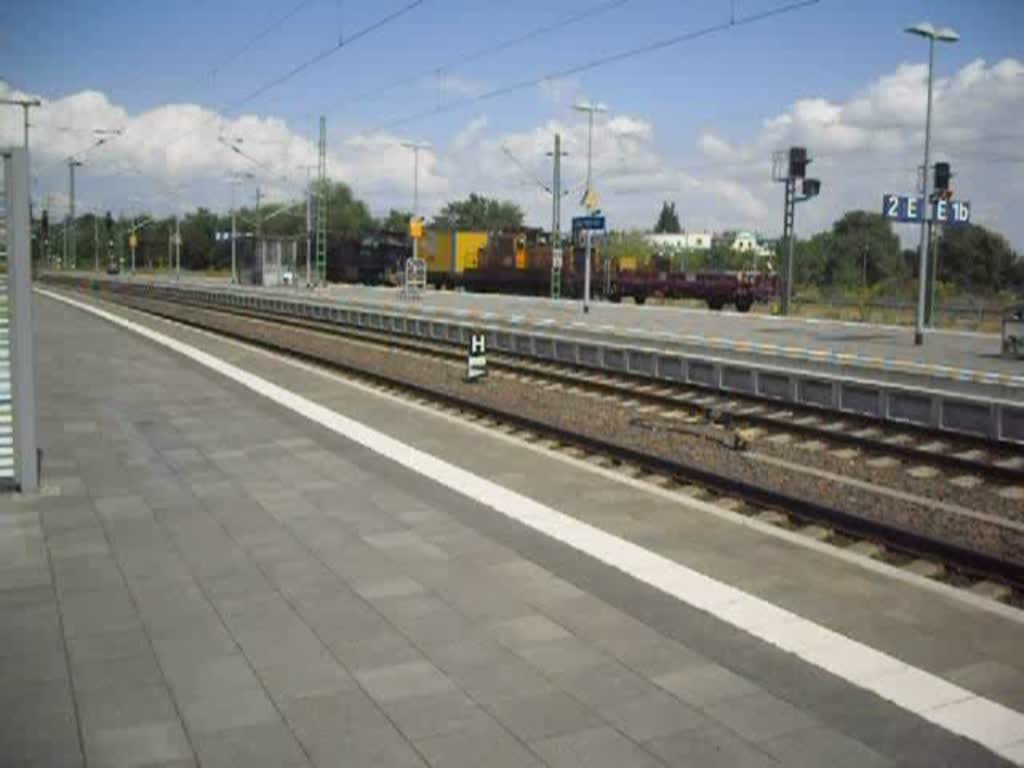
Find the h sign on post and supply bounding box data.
[466,333,487,382]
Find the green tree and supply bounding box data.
[432,193,523,230]
[324,180,374,237]
[179,207,219,270]
[793,231,834,287]
[936,223,1019,295]
[380,208,413,232]
[654,201,681,234]
[828,210,903,288]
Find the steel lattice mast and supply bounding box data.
[315,115,328,286]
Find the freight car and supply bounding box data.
[325,231,409,285]
[459,231,605,297]
[420,229,488,288]
[611,267,779,311]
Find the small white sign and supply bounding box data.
[552,247,563,269]
[466,333,487,381]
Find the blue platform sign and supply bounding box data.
[882,194,970,226]
[571,215,606,232]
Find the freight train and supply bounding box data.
[325,228,779,312]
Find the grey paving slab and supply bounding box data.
[487,613,574,652]
[703,690,822,743]
[76,682,180,733]
[653,662,762,707]
[355,659,457,703]
[0,680,83,767]
[596,687,711,743]
[646,723,780,767]
[414,715,542,768]
[760,725,893,768]
[531,725,664,768]
[193,722,311,768]
[482,689,604,742]
[280,690,427,768]
[84,720,193,768]
[378,689,492,742]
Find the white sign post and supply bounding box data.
[466,333,487,382]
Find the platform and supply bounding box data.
[321,281,1019,380]
[3,289,1024,767]
[118,273,1022,389]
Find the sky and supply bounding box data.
[1,0,1023,246]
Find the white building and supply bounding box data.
[645,232,712,251]
[731,231,774,259]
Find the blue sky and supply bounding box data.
[5,0,1020,146]
[2,0,1023,242]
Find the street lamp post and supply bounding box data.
[573,101,607,211]
[62,129,122,271]
[401,141,431,266]
[0,98,42,150]
[65,159,83,269]
[905,21,959,346]
[227,171,254,283]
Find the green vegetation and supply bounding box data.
[790,210,1022,298]
[381,208,413,232]
[653,201,681,234]
[431,193,524,231]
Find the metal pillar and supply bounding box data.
[914,37,936,346]
[550,132,563,300]
[3,148,39,492]
[315,116,328,286]
[781,176,795,315]
[305,178,312,288]
[926,220,940,326]
[174,214,181,279]
[94,216,100,272]
[583,230,592,314]
[230,182,238,283]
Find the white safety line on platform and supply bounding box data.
[41,289,1024,765]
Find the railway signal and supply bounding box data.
[934,161,951,194]
[772,146,822,315]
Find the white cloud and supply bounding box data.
[5,56,1022,246]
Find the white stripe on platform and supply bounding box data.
[41,288,1024,765]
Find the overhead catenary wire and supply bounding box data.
[73,0,426,165]
[501,145,554,194]
[222,0,425,116]
[209,0,318,80]
[366,0,820,134]
[333,0,635,112]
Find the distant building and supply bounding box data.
[731,231,774,259]
[645,232,712,251]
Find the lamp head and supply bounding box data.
[905,22,958,42]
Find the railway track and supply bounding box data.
[101,284,1024,491]
[48,283,1024,606]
